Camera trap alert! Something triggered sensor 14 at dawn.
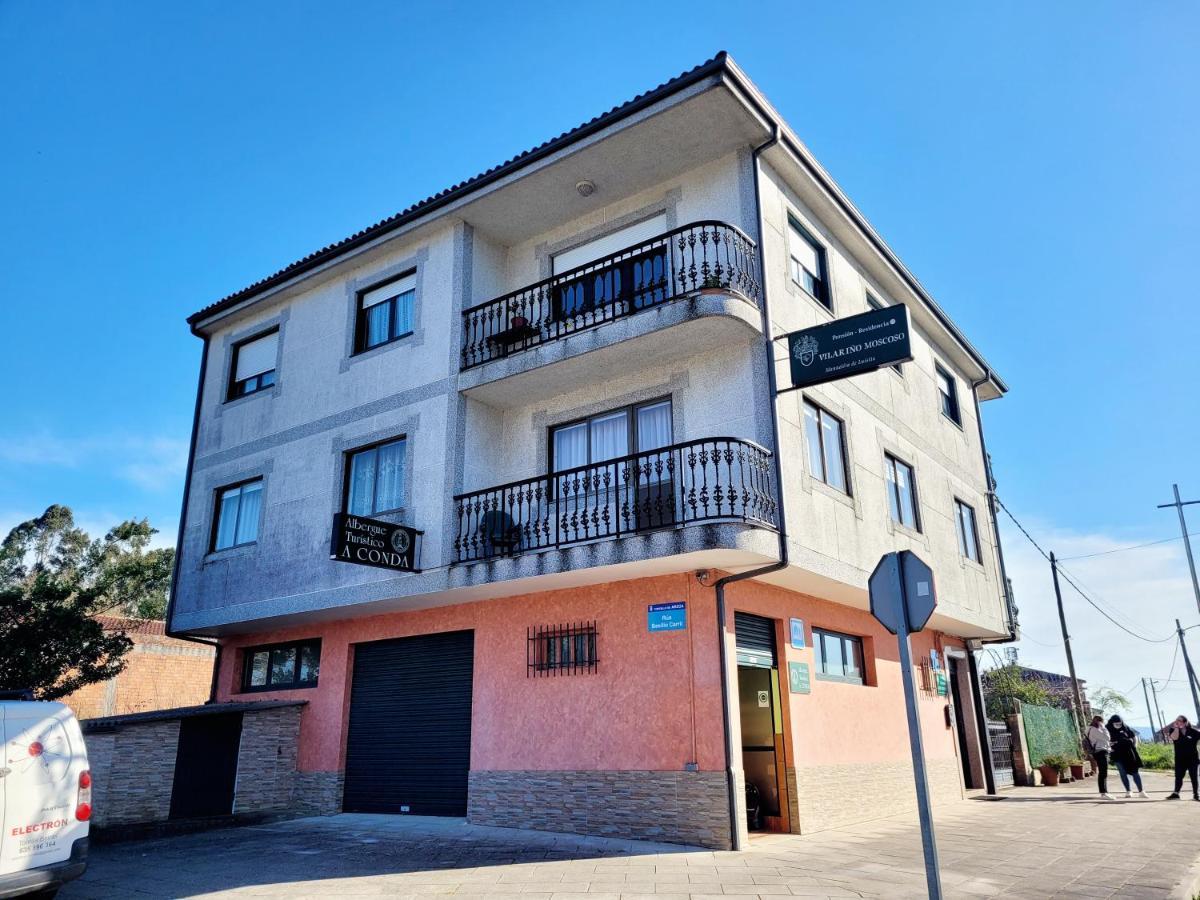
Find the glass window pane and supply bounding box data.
[804,403,825,482]
[268,647,296,685]
[552,423,588,471]
[821,412,847,492]
[789,223,820,276]
[845,638,863,679]
[234,480,262,545]
[393,290,414,337]
[248,651,269,687]
[589,411,629,463]
[896,462,917,527]
[374,440,406,512]
[348,448,377,516]
[215,487,241,550]
[366,301,391,348]
[299,644,320,683]
[635,402,672,452]
[886,461,902,524]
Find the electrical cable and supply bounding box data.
[995,496,1175,644]
[1058,532,1200,562]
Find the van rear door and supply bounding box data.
[0,702,89,877]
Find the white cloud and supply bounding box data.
[0,432,188,493]
[996,514,1200,732]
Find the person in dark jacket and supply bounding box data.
[1107,715,1148,798]
[1165,714,1200,800]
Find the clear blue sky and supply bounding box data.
[2,3,1198,721]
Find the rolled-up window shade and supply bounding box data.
[789,224,821,275]
[362,274,416,309]
[235,332,278,381]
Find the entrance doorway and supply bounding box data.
[948,656,975,789]
[734,612,789,833]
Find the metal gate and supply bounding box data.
[987,720,1015,788]
[343,630,475,816]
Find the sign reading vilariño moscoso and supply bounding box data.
[787,304,912,389]
[330,513,422,573]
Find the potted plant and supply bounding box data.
[698,273,725,295]
[1069,759,1086,780]
[1037,753,1069,787]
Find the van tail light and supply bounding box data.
[75,770,92,821]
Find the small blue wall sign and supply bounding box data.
[790,618,805,649]
[647,601,687,632]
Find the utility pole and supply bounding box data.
[1158,483,1200,616]
[1050,552,1088,735]
[1177,619,1200,723]
[1149,678,1166,739]
[1142,678,1159,742]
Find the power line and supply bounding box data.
[1058,531,1200,562]
[995,496,1175,644]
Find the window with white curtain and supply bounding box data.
[356,273,415,352]
[212,479,263,550]
[346,437,407,516]
[884,453,920,531]
[803,400,849,493]
[788,217,829,307]
[228,330,278,399]
[550,399,673,473]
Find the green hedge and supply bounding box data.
[1022,703,1079,766]
[1139,742,1173,771]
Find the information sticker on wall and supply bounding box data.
[790,618,805,649]
[789,661,811,694]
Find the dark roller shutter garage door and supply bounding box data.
[343,630,475,816]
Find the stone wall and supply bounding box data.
[293,771,345,817]
[468,770,732,849]
[791,757,964,833]
[87,720,181,828]
[233,705,302,814]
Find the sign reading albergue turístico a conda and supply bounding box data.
[786,304,913,390]
[330,513,422,573]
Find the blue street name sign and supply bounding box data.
[647,601,687,632]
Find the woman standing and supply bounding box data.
[1165,715,1200,800]
[1085,715,1114,799]
[1107,715,1149,798]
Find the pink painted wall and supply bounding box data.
[214,571,966,780]
[721,578,963,769]
[215,573,726,774]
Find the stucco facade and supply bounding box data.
[170,53,1013,847]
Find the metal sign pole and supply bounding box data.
[897,623,943,900]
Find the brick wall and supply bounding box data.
[63,620,215,720]
[468,770,732,849]
[790,757,964,833]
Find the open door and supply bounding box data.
[734,612,790,833]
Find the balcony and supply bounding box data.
[461,220,760,371]
[453,437,777,564]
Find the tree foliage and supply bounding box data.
[0,505,175,699]
[1089,686,1132,716]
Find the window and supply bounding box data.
[550,399,672,473]
[788,217,829,307]
[228,330,278,399]
[345,437,406,516]
[867,295,903,373]
[814,628,865,684]
[884,454,920,531]
[527,622,598,676]
[212,479,263,551]
[936,364,961,424]
[803,400,849,493]
[955,499,981,562]
[356,273,415,353]
[243,639,321,691]
[552,216,670,320]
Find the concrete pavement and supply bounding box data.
[62,771,1200,899]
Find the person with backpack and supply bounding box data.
[1107,715,1149,798]
[1085,715,1114,800]
[1165,714,1200,800]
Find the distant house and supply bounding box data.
[1018,665,1090,717]
[60,617,215,719]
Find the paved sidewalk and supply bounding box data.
[62,771,1200,899]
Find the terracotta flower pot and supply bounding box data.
[1038,765,1061,787]
[1070,764,1085,780]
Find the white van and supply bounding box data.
[0,696,90,899]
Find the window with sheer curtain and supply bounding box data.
[550,399,672,473]
[212,479,263,551]
[803,400,848,493]
[346,437,407,516]
[356,273,415,353]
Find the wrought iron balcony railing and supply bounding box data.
[453,437,777,563]
[461,220,760,369]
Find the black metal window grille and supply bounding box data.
[454,437,777,563]
[527,622,597,676]
[461,220,760,369]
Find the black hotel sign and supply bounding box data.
[330,514,422,573]
[786,304,912,390]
